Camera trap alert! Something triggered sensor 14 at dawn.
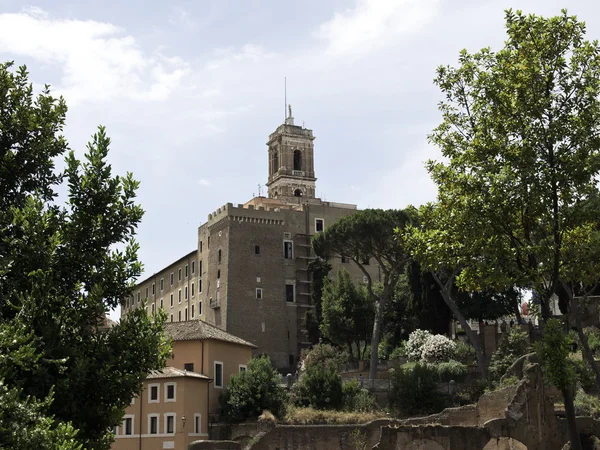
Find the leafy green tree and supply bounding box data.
[320,269,374,361]
[406,10,600,379]
[0,61,170,449]
[304,258,332,344]
[220,356,286,422]
[294,345,344,410]
[537,319,581,450]
[488,328,531,381]
[313,209,414,381]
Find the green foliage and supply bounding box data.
[537,319,576,391]
[313,208,415,379]
[435,360,468,383]
[300,344,346,372]
[454,340,476,364]
[342,380,377,412]
[584,327,600,355]
[0,381,82,450]
[302,309,321,347]
[489,328,531,381]
[294,363,343,410]
[389,363,443,416]
[389,342,408,360]
[306,258,332,344]
[320,269,374,361]
[0,62,169,449]
[573,358,596,394]
[573,389,600,418]
[220,356,286,423]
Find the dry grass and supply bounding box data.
[258,410,277,423]
[283,406,387,425]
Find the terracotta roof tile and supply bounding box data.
[164,320,256,348]
[146,366,210,380]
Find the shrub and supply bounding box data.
[435,360,468,383]
[220,356,286,423]
[406,329,433,361]
[574,389,600,418]
[389,341,407,360]
[489,328,530,381]
[585,327,600,355]
[389,363,443,415]
[454,340,476,364]
[421,335,456,363]
[573,358,596,394]
[300,344,346,373]
[294,363,343,410]
[342,380,377,412]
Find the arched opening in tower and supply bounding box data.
[273,151,279,174]
[293,150,302,171]
[294,189,303,197]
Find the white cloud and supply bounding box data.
[317,0,441,58]
[197,179,211,186]
[0,9,190,105]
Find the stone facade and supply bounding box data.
[122,114,379,371]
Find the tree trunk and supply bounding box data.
[432,272,487,378]
[348,342,355,362]
[368,295,386,384]
[361,341,368,361]
[563,386,582,450]
[572,297,600,392]
[515,302,523,325]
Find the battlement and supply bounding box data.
[267,124,314,143]
[207,202,299,226]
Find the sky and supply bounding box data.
[1,0,599,321]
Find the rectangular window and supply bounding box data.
[184,363,194,372]
[178,310,181,321]
[160,298,163,309]
[284,241,293,259]
[191,303,195,318]
[149,384,159,402]
[166,414,175,434]
[208,236,210,248]
[199,279,202,293]
[124,417,133,435]
[170,294,174,307]
[149,415,158,435]
[145,287,148,298]
[165,383,176,401]
[137,292,140,303]
[256,288,263,299]
[214,362,223,388]
[200,241,203,252]
[199,260,203,274]
[170,314,173,322]
[160,278,164,291]
[315,218,324,232]
[217,269,220,279]
[178,268,182,281]
[254,245,260,255]
[184,307,188,321]
[239,365,247,372]
[192,260,195,274]
[285,284,294,303]
[199,301,203,316]
[185,286,188,300]
[151,303,155,314]
[191,282,195,297]
[194,414,201,434]
[218,249,222,263]
[170,273,174,286]
[185,264,188,278]
[178,289,182,304]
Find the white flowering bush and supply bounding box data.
[421,334,456,363]
[406,329,433,361]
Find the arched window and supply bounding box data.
[294,189,303,197]
[293,150,302,171]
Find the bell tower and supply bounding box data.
[266,105,317,200]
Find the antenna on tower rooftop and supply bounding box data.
[284,77,287,122]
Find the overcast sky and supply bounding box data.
[1,0,599,320]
